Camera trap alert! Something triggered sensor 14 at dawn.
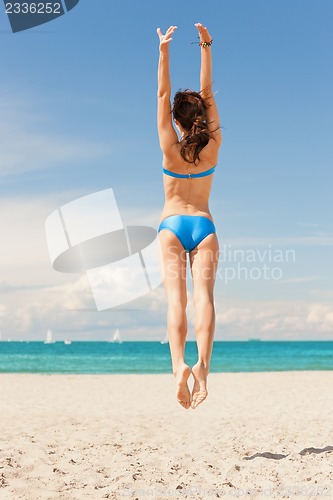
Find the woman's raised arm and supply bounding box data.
[195,23,222,146]
[156,26,178,153]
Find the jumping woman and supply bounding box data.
[156,23,222,409]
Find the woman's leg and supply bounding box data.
[189,233,219,408]
[158,229,191,409]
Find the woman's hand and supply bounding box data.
[157,25,177,51]
[194,23,212,44]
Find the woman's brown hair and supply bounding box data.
[172,89,214,164]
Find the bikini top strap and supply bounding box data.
[162,165,216,178]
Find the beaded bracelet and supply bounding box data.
[199,39,213,48]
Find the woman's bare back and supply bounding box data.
[159,140,218,223]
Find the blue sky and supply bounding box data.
[0,0,332,341]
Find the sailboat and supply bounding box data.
[64,339,72,345]
[160,333,169,344]
[44,329,55,344]
[109,329,122,344]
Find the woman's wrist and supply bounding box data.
[159,44,170,54]
[199,39,213,48]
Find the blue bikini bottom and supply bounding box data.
[158,215,216,253]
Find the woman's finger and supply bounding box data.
[166,26,177,36]
[195,22,207,32]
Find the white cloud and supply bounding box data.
[309,290,333,300]
[0,93,110,177]
[0,276,167,340]
[0,303,7,318]
[0,190,166,339]
[0,193,86,285]
[215,299,333,339]
[1,274,333,340]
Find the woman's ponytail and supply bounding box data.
[172,90,214,164]
[180,117,212,164]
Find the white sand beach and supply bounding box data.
[1,372,333,499]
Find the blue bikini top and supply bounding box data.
[162,165,216,179]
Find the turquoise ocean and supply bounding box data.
[0,341,332,374]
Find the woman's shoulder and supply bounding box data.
[201,136,221,157]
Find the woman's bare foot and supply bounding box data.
[174,363,192,409]
[191,361,208,409]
